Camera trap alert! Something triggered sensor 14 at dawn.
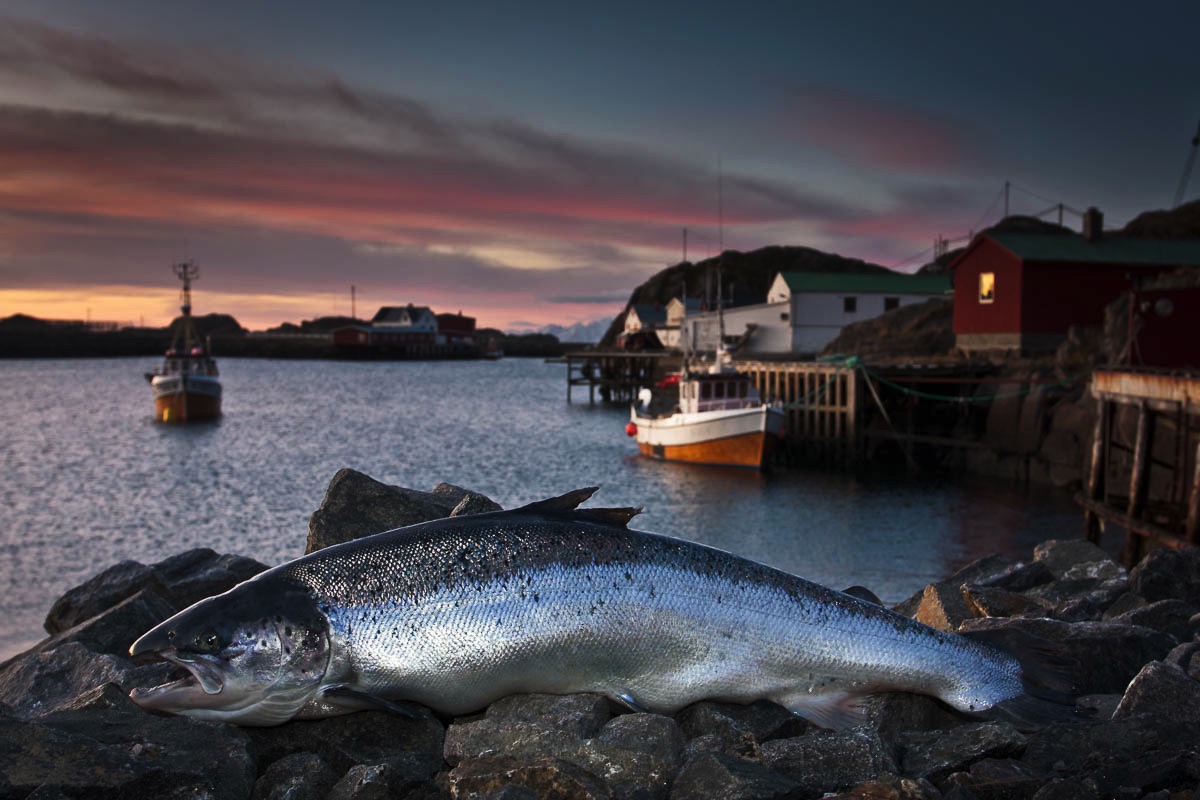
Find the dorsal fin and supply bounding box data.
[514,487,642,529]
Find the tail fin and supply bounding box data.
[962,627,1084,730]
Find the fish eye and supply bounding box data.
[193,629,220,652]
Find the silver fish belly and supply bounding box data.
[130,488,1072,727]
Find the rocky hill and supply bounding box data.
[600,245,890,346]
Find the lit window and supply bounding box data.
[979,273,995,304]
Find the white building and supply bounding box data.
[683,271,950,356]
[371,304,438,333]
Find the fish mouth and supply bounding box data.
[129,650,227,710]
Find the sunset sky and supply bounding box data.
[1,1,1197,331]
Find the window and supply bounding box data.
[884,297,900,311]
[780,312,789,321]
[979,272,995,304]
[843,296,857,313]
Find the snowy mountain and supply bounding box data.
[536,319,611,344]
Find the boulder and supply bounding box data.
[1112,660,1200,722]
[760,730,897,796]
[252,752,338,800]
[897,721,1026,783]
[1129,547,1200,606]
[670,752,801,800]
[306,469,500,552]
[0,708,256,799]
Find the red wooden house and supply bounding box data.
[950,211,1200,355]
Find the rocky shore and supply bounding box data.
[2,469,1198,799]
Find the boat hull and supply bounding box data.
[151,375,222,423]
[633,405,785,469]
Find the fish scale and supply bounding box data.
[129,488,1073,728]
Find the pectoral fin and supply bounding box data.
[319,685,428,719]
[776,690,868,730]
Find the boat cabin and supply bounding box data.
[680,373,761,414]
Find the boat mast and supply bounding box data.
[171,260,200,355]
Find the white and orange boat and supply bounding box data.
[145,261,222,423]
[627,348,785,469]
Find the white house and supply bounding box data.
[371,304,438,333]
[624,303,667,335]
[766,271,950,354]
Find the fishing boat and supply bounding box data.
[626,346,785,469]
[145,261,222,423]
[482,335,504,360]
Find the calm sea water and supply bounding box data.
[0,356,1083,660]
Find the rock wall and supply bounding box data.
[2,471,1199,798]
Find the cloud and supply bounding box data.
[783,84,992,173]
[0,15,983,328]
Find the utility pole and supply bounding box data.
[1174,119,1200,208]
[351,285,357,319]
[1004,180,1010,218]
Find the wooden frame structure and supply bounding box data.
[1079,369,1200,564]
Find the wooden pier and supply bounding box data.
[739,360,861,464]
[564,351,680,405]
[1079,368,1200,565]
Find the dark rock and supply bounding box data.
[1032,540,1126,582]
[252,752,338,800]
[0,708,255,799]
[1112,660,1200,722]
[448,755,610,800]
[306,469,461,553]
[674,700,807,746]
[327,763,412,800]
[670,752,801,800]
[589,713,686,799]
[760,730,897,796]
[1164,641,1200,680]
[1022,715,1200,793]
[447,707,684,800]
[981,560,1055,592]
[154,548,267,608]
[961,584,1045,619]
[48,588,177,657]
[941,758,1046,800]
[0,640,175,719]
[865,692,966,743]
[1030,778,1101,800]
[1129,547,1200,606]
[895,555,1022,616]
[827,775,940,800]
[1021,577,1129,623]
[1100,592,1147,620]
[43,560,168,635]
[482,692,611,739]
[247,710,445,780]
[898,721,1026,782]
[958,616,1176,695]
[1106,599,1199,642]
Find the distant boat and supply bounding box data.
[627,346,785,470]
[145,261,221,423]
[482,336,504,360]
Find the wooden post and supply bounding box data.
[1083,400,1108,543]
[1121,402,1152,566]
[1186,438,1200,545]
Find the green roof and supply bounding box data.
[989,232,1200,266]
[776,271,950,294]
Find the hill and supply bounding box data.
[600,245,891,346]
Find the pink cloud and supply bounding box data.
[783,84,988,172]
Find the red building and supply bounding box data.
[436,312,477,347]
[950,213,1200,355]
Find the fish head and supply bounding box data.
[129,578,331,725]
